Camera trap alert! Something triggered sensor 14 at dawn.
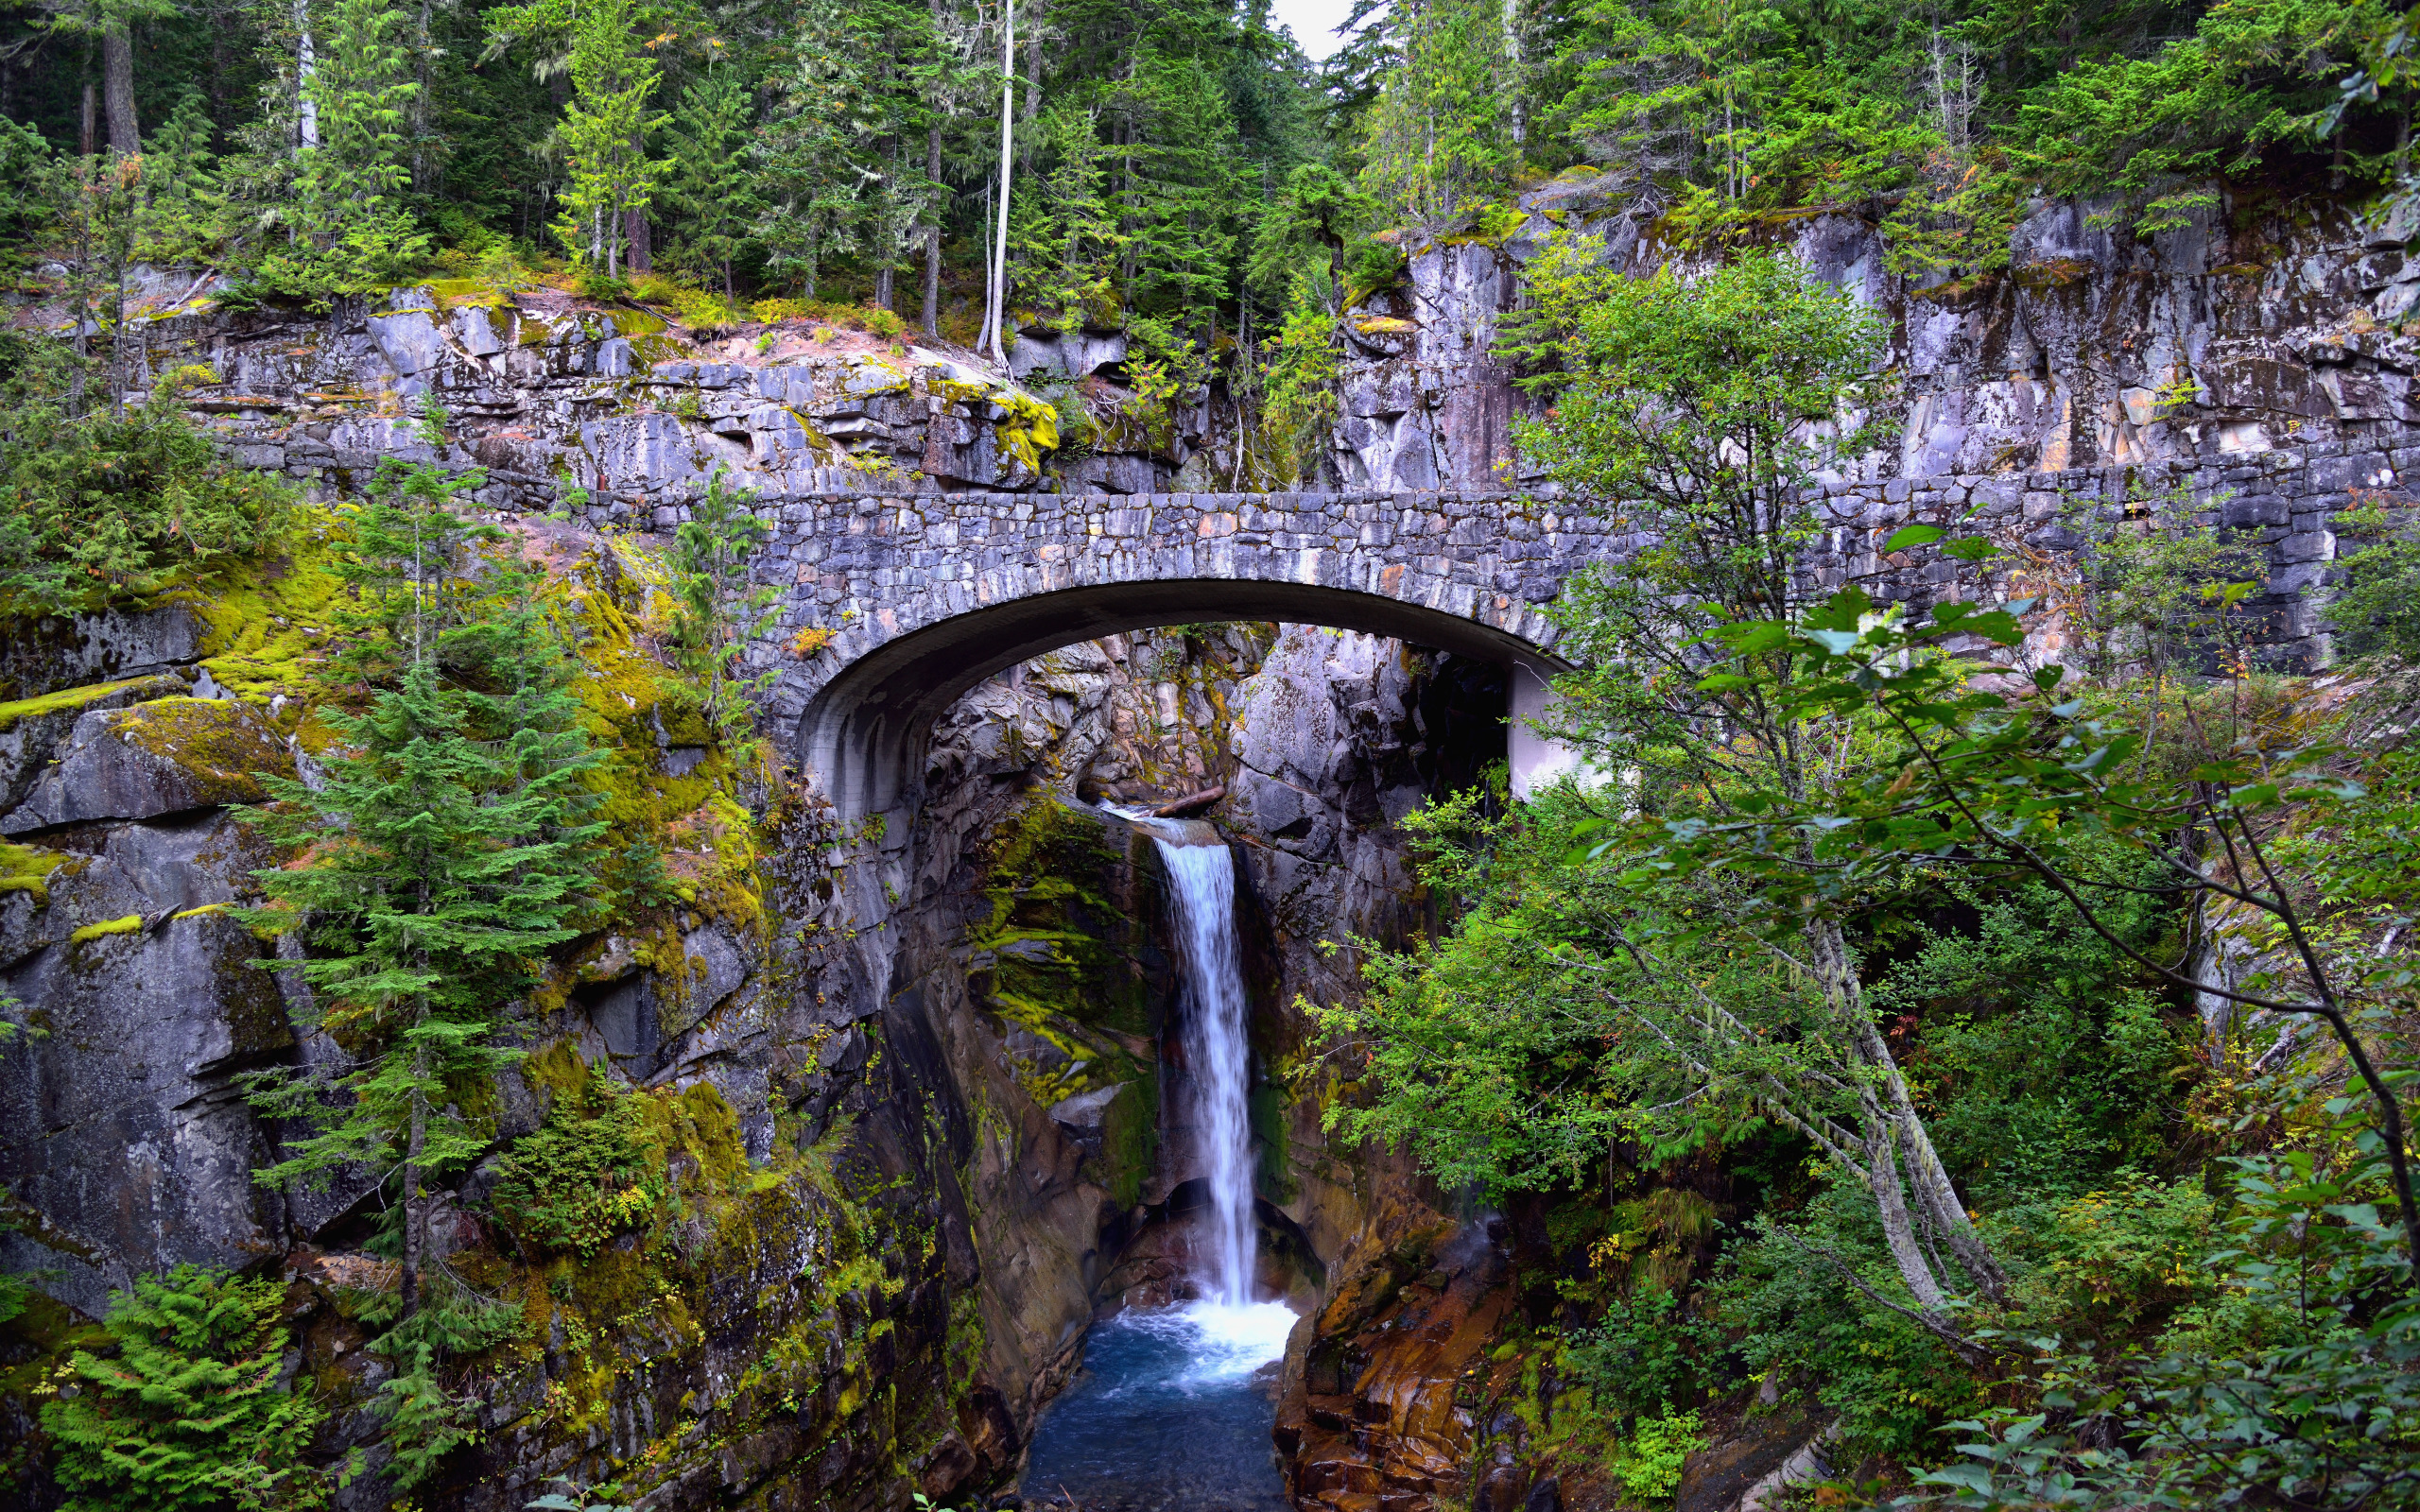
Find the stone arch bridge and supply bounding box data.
[742,490,1605,823]
[732,424,2398,823]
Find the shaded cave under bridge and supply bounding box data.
[741,490,1604,826]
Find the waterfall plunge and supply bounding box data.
[1014,813,1296,1510]
[1144,820,1257,1306]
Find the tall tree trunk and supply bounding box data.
[208,0,230,143]
[625,207,651,273]
[986,0,1015,366]
[1860,1098,1946,1311]
[922,121,942,339]
[411,0,432,190]
[1503,0,1522,149]
[81,74,97,158]
[1809,917,2007,1307]
[109,250,129,421]
[103,20,139,154]
[874,145,894,310]
[296,0,319,152]
[401,1047,426,1320]
[977,172,994,352]
[1020,0,1043,173]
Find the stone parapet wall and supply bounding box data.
[1802,430,2411,666]
[715,427,2416,708]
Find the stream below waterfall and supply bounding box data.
[1015,816,1296,1511]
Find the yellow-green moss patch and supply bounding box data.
[0,677,165,733]
[70,914,142,943]
[0,842,81,902]
[107,696,290,799]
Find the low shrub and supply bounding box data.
[489,1067,664,1257]
[0,351,299,613]
[747,296,912,336]
[630,272,739,329]
[1615,1409,1704,1505]
[41,1264,327,1512]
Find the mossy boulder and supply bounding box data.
[0,675,186,816]
[1,696,292,833]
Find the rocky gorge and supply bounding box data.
[6,167,2420,1512]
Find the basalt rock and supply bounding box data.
[1336,174,2420,491]
[2,694,292,833]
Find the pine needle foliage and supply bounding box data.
[238,411,606,1327]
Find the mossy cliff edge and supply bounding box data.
[0,490,1524,1511]
[0,513,1014,1512]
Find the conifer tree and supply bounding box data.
[555,0,666,281]
[662,58,759,302]
[284,0,424,287]
[668,465,778,749]
[754,0,873,298]
[133,94,226,264]
[240,408,604,1333]
[1011,95,1121,318]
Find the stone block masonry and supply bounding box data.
[220,408,2420,808]
[669,429,2409,816]
[734,429,2408,709]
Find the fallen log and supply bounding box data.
[1151,784,1226,817]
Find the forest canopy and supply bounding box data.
[0,0,2410,366]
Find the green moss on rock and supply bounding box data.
[107,696,290,801]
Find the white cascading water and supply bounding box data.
[1015,811,1297,1509]
[1144,819,1259,1307]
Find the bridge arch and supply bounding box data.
[745,491,1601,822]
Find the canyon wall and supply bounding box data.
[9,174,2419,1512]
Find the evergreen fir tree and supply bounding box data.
[662,58,760,301]
[668,465,778,749]
[290,0,424,277]
[554,0,666,281]
[753,0,875,298]
[239,410,604,1333]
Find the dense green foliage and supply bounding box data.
[1337,0,2411,256]
[1328,249,2420,1504]
[40,1265,327,1512]
[490,1067,666,1257]
[0,361,298,613]
[9,0,2397,467]
[222,414,606,1487]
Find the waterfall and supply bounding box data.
[1015,811,1297,1510]
[1144,820,1257,1307]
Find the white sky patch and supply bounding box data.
[1265,0,1365,60]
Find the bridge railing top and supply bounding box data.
[729,427,2420,513]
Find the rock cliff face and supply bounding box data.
[52,271,1122,514]
[1334,177,2420,492]
[0,550,1510,1512]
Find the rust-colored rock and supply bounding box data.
[1277,1207,1517,1512]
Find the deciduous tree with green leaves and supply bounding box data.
[1339,239,2020,1345]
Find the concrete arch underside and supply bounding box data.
[793,578,1568,824]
